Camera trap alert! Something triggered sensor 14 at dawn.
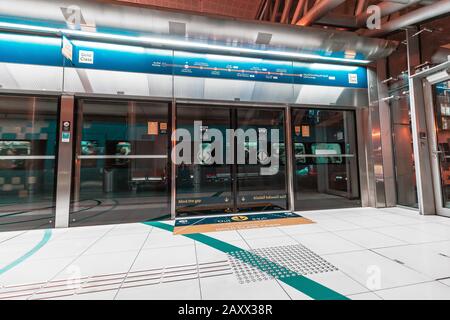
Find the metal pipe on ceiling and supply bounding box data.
[296,0,347,26]
[356,0,423,27]
[363,0,450,37]
[0,0,398,62]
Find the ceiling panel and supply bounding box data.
[115,0,263,19]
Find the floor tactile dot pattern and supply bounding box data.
[227,244,338,284]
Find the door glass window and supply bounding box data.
[0,95,57,231]
[175,105,287,216]
[292,108,360,210]
[70,99,170,226]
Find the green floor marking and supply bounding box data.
[0,229,52,275]
[144,221,349,300]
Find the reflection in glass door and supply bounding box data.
[176,107,234,215]
[176,105,287,216]
[432,80,450,214]
[0,95,58,231]
[291,108,360,210]
[236,108,287,212]
[70,99,171,226]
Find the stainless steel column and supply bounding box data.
[356,106,376,207]
[367,67,387,208]
[285,106,295,212]
[406,28,436,215]
[170,100,177,219]
[376,59,397,207]
[55,95,75,228]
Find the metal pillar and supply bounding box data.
[376,59,397,207]
[285,106,295,212]
[55,95,75,228]
[406,28,436,215]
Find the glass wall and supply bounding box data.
[291,108,360,210]
[432,80,450,208]
[389,90,418,208]
[386,30,418,208]
[70,99,170,226]
[176,105,287,216]
[0,95,57,231]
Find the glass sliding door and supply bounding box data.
[176,106,234,215]
[235,108,287,212]
[0,95,58,231]
[70,99,170,226]
[175,105,287,217]
[292,108,360,210]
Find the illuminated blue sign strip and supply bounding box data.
[0,32,368,88]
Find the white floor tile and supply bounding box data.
[195,240,248,264]
[29,238,98,260]
[340,216,392,228]
[237,227,286,240]
[375,214,423,226]
[107,223,153,236]
[84,233,149,255]
[53,250,138,280]
[407,223,450,240]
[143,231,194,249]
[313,218,361,232]
[334,229,407,249]
[277,223,326,236]
[289,232,364,255]
[375,281,450,300]
[307,271,368,296]
[116,279,201,300]
[44,290,118,300]
[245,236,297,249]
[324,250,431,290]
[370,225,447,244]
[439,278,450,287]
[375,245,450,279]
[200,274,290,300]
[131,246,197,271]
[415,241,450,256]
[348,292,382,300]
[0,257,74,286]
[203,230,244,242]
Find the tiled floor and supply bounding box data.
[1,207,450,300]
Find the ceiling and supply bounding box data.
[106,0,447,35]
[107,0,264,20]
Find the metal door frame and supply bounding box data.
[173,100,292,218]
[289,106,362,211]
[420,62,450,217]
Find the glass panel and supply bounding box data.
[0,95,57,231]
[433,80,450,208]
[176,106,233,216]
[236,108,287,212]
[292,108,360,210]
[70,100,170,226]
[390,89,418,208]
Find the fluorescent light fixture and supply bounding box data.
[0,21,371,64]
